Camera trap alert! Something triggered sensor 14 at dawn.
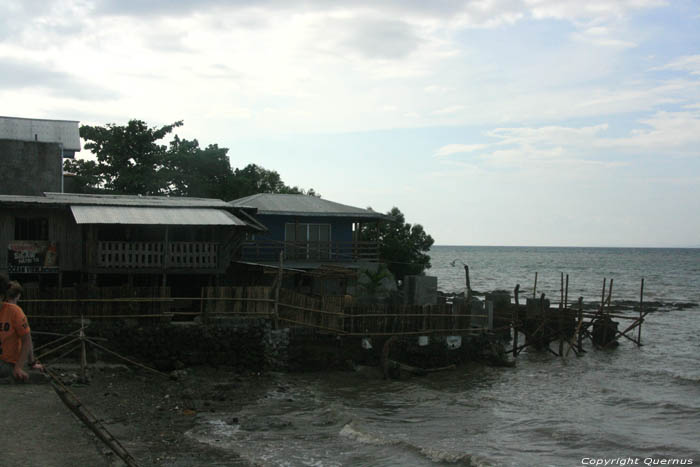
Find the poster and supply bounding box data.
[7,241,58,273]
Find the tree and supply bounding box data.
[64,120,183,195]
[64,119,318,200]
[166,136,236,199]
[232,164,320,199]
[361,207,434,282]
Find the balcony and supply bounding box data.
[97,241,219,269]
[241,240,379,263]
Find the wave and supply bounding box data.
[339,422,492,466]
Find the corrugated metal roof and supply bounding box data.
[71,205,248,226]
[46,192,231,208]
[229,194,391,220]
[0,193,233,208]
[0,194,54,205]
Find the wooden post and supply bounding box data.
[558,273,564,356]
[161,226,169,287]
[79,314,87,383]
[533,272,538,299]
[540,292,546,349]
[273,251,283,329]
[606,278,614,311]
[564,274,569,309]
[600,278,606,315]
[464,265,472,304]
[513,284,520,358]
[577,297,584,353]
[200,287,207,324]
[638,278,644,346]
[559,272,564,311]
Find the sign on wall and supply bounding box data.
[7,241,58,273]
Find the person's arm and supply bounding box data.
[26,334,43,371]
[13,334,31,382]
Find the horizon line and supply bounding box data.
[432,244,700,249]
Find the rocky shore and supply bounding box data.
[61,364,274,466]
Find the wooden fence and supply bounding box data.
[18,286,495,336]
[21,287,171,319]
[201,286,274,317]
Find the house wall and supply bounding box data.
[1,205,241,277]
[0,140,63,195]
[0,206,83,275]
[254,214,354,243]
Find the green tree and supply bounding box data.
[166,136,236,199]
[361,207,434,282]
[64,119,183,195]
[64,119,318,200]
[232,164,320,198]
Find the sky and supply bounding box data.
[1,0,699,247]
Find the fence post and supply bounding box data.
[513,284,520,358]
[638,278,644,346]
[273,251,283,329]
[200,287,207,324]
[79,314,87,383]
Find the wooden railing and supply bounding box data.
[97,241,218,269]
[19,287,495,336]
[240,240,379,262]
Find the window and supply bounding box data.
[14,218,49,241]
[284,223,331,259]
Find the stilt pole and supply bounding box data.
[513,284,520,358]
[638,278,644,346]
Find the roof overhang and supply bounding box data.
[71,205,248,226]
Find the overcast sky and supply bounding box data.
[2,1,699,247]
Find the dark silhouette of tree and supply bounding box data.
[65,120,182,195]
[64,119,319,199]
[361,207,434,281]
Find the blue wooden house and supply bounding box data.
[229,193,392,268]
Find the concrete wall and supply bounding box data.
[0,140,62,195]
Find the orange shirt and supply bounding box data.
[0,302,31,365]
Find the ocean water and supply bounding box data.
[187,246,700,466]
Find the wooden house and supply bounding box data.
[229,193,394,294]
[0,192,263,289]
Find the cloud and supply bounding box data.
[0,56,117,100]
[596,110,700,153]
[432,105,465,115]
[487,124,610,146]
[435,143,488,157]
[653,55,700,75]
[526,0,667,22]
[436,110,700,175]
[319,17,425,60]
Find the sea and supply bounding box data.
[186,246,700,466]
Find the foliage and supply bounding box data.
[358,264,392,298]
[64,119,318,199]
[232,164,320,199]
[166,136,235,199]
[65,120,182,195]
[361,207,434,282]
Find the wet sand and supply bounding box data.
[65,365,273,466]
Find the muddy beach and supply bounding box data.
[62,364,278,467]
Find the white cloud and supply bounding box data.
[432,105,465,115]
[435,143,488,157]
[653,55,700,75]
[596,110,700,153]
[487,124,610,146]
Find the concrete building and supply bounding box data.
[0,116,81,195]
